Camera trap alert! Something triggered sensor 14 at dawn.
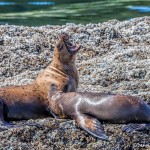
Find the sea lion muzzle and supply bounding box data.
[58,33,80,54]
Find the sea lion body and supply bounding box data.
[0,84,48,120]
[48,85,150,140]
[0,33,80,126]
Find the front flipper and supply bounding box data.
[46,107,59,119]
[122,123,150,133]
[75,114,109,140]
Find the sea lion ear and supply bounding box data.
[50,84,58,92]
[48,84,58,98]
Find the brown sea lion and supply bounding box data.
[0,33,80,128]
[48,84,150,140]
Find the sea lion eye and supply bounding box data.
[57,43,63,50]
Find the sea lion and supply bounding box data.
[0,33,80,128]
[48,84,150,140]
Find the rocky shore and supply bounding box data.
[0,17,150,149]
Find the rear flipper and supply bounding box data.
[0,121,14,130]
[75,114,109,140]
[0,121,42,130]
[122,123,150,133]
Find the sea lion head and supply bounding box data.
[54,33,80,64]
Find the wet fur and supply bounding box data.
[48,85,150,139]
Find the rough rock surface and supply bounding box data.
[0,17,150,149]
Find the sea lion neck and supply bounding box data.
[51,91,63,102]
[50,58,77,77]
[48,90,64,117]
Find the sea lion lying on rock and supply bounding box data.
[0,33,80,129]
[48,84,150,140]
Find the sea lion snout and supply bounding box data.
[56,32,80,60]
[59,33,69,41]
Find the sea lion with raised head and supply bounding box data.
[0,33,80,128]
[48,84,150,140]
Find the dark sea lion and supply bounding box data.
[0,33,80,129]
[48,84,150,140]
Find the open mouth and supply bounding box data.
[58,33,80,54]
[65,40,80,54]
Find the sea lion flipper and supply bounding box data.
[75,114,109,140]
[46,107,59,119]
[0,121,42,130]
[122,123,150,133]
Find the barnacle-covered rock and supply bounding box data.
[0,17,150,149]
